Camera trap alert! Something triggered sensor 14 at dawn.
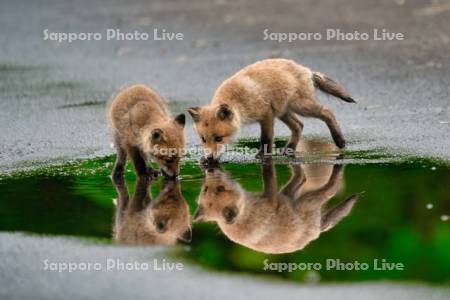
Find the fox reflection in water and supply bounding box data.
[112,175,192,245]
[193,158,360,254]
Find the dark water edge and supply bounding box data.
[0,145,449,284]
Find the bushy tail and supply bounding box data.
[312,72,356,103]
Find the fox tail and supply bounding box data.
[312,72,356,103]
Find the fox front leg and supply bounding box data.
[256,116,274,158]
[112,135,127,185]
[129,147,157,180]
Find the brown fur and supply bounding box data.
[193,156,359,254]
[112,175,191,245]
[109,84,186,180]
[188,58,355,158]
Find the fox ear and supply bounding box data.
[174,113,186,128]
[187,107,201,122]
[151,128,165,143]
[216,104,233,121]
[193,205,205,222]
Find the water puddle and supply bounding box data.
[0,139,448,283]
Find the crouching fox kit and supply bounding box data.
[193,157,359,254]
[109,84,186,180]
[188,58,355,159]
[112,174,192,245]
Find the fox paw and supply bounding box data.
[333,136,346,149]
[255,149,264,159]
[255,149,272,159]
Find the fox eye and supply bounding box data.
[155,218,168,233]
[204,186,208,193]
[216,186,225,193]
[201,136,206,143]
[214,136,223,142]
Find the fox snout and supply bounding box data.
[201,152,221,169]
[206,153,219,161]
[200,156,221,171]
[204,143,226,160]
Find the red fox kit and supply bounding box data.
[109,84,186,180]
[112,174,191,245]
[193,158,359,254]
[188,58,355,159]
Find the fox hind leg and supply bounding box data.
[279,112,303,156]
[294,98,346,148]
[315,105,346,148]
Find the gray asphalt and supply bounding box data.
[1,233,448,300]
[0,0,449,172]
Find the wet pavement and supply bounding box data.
[0,0,450,172]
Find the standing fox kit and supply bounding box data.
[188,58,355,158]
[109,84,186,180]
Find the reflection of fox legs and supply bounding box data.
[261,158,277,198]
[112,173,130,227]
[129,175,152,213]
[294,163,344,210]
[321,194,359,232]
[112,172,152,228]
[280,163,306,199]
[287,161,360,233]
[112,169,191,245]
[112,133,127,185]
